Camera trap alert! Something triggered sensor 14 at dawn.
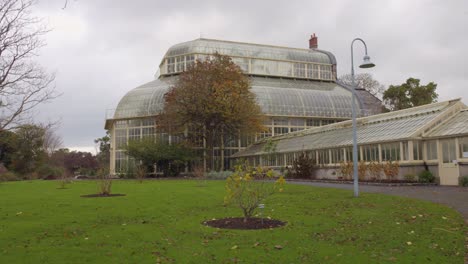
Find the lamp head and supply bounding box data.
[359,55,375,68]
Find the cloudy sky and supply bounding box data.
[30,0,468,153]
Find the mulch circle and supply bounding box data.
[203,217,286,230]
[80,194,126,198]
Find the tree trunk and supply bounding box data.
[220,130,225,171]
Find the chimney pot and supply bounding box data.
[309,33,318,49]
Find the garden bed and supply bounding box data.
[203,217,286,230]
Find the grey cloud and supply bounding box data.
[31,0,468,150]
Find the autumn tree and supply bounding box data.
[161,53,265,171]
[383,78,438,111]
[339,73,386,99]
[0,0,57,130]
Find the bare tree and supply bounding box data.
[42,122,63,155]
[0,0,57,130]
[338,73,386,99]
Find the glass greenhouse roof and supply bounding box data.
[233,99,465,157]
[162,38,335,65]
[112,76,363,120]
[426,109,468,137]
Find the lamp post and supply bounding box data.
[350,38,375,197]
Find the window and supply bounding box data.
[320,65,332,80]
[257,128,272,140]
[277,154,285,166]
[176,56,184,72]
[413,141,423,160]
[274,127,289,135]
[306,119,321,127]
[185,55,195,69]
[307,64,319,79]
[321,119,335,126]
[128,128,141,141]
[318,149,329,165]
[290,118,304,127]
[285,153,295,165]
[167,57,175,73]
[426,140,438,160]
[401,141,409,160]
[115,129,127,149]
[363,145,379,161]
[294,63,305,78]
[441,139,456,163]
[330,148,344,164]
[459,137,468,158]
[381,142,400,161]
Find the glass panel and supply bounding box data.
[402,141,409,161]
[426,140,438,160]
[167,57,175,73]
[306,119,321,127]
[413,141,423,160]
[363,145,379,161]
[441,139,456,163]
[381,142,400,161]
[458,137,468,158]
[330,148,344,164]
[294,63,305,78]
[318,149,329,165]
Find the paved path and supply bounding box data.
[290,181,468,220]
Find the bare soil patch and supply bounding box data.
[203,217,286,230]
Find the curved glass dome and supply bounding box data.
[162,38,336,65]
[113,76,362,119]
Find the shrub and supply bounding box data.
[404,174,417,182]
[36,164,64,179]
[358,161,367,180]
[291,152,317,179]
[0,171,20,181]
[368,161,383,180]
[383,160,399,180]
[419,170,435,183]
[135,164,146,183]
[97,168,112,195]
[459,176,468,187]
[339,161,353,180]
[224,164,285,222]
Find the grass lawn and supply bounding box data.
[0,180,465,263]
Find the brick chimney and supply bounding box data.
[309,33,318,49]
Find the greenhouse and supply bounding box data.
[105,36,383,174]
[232,99,468,185]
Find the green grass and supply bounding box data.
[0,180,465,263]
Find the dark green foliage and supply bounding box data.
[125,138,195,177]
[36,164,64,179]
[291,152,317,179]
[459,176,468,187]
[0,130,19,169]
[419,170,435,183]
[9,125,47,174]
[383,78,438,111]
